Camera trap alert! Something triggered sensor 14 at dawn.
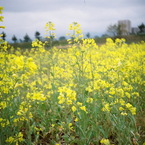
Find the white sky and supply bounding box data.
[1,0,145,41]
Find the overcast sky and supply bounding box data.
[1,0,145,41]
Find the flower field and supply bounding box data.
[0,13,145,144]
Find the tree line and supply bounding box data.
[0,31,68,43]
[0,31,42,43]
[1,22,145,43]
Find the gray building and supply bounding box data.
[118,20,131,35]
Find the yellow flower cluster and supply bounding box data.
[100,138,110,145]
[6,132,24,144]
[0,7,5,29]
[0,118,10,127]
[45,21,56,39]
[67,22,84,44]
[58,86,76,105]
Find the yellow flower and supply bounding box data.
[121,112,127,116]
[77,102,82,106]
[0,26,5,29]
[119,107,124,111]
[0,7,4,11]
[132,92,139,97]
[109,87,115,95]
[45,21,56,30]
[74,117,78,122]
[130,107,136,115]
[66,99,72,105]
[72,106,77,112]
[100,138,110,145]
[0,16,4,22]
[58,94,65,104]
[102,103,111,112]
[6,136,14,143]
[80,106,88,113]
[68,123,73,130]
[86,97,93,103]
[125,92,130,98]
[119,99,125,105]
[51,124,55,127]
[17,132,24,142]
[126,103,132,108]
[86,86,93,92]
[0,101,7,109]
[125,103,136,115]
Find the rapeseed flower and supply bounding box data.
[100,138,110,145]
[68,123,74,131]
[86,97,93,103]
[102,103,111,112]
[0,101,6,109]
[72,106,77,112]
[6,136,14,143]
[80,106,88,113]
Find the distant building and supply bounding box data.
[132,27,140,34]
[118,20,131,35]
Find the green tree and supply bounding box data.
[138,23,145,33]
[59,36,66,41]
[12,35,17,43]
[86,32,90,38]
[23,33,31,42]
[1,31,6,40]
[35,31,41,40]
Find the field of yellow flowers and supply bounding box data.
[1,7,145,145]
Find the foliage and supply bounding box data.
[12,35,17,43]
[35,31,41,40]
[0,21,145,145]
[23,33,31,42]
[138,23,145,34]
[1,31,6,40]
[86,32,91,38]
[59,36,66,41]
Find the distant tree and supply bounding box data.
[1,31,6,40]
[12,35,17,43]
[107,24,119,37]
[138,23,145,33]
[59,36,66,41]
[86,32,90,38]
[23,34,31,42]
[19,39,23,43]
[35,31,41,40]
